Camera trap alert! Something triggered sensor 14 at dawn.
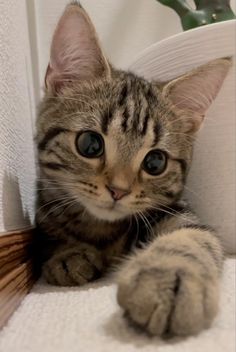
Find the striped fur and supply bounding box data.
[35,3,231,337]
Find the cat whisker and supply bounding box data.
[147,203,196,224]
[37,178,89,188]
[38,197,78,224]
[137,210,155,239]
[58,198,79,219]
[36,195,74,214]
[133,213,140,238]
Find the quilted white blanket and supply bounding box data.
[0,258,235,352]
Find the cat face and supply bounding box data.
[38,74,191,221]
[37,3,231,222]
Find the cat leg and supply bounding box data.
[43,242,104,286]
[117,226,223,336]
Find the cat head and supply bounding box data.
[37,2,231,222]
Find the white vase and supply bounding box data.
[129,20,236,254]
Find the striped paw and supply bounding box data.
[43,244,103,286]
[117,255,219,336]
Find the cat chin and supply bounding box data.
[86,204,128,222]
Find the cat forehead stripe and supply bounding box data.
[101,77,160,138]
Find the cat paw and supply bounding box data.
[43,244,103,286]
[117,259,219,336]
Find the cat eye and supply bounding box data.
[76,131,104,158]
[142,150,167,176]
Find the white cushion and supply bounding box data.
[0,258,235,351]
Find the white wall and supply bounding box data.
[0,0,36,233]
[34,0,183,90]
[33,0,236,91]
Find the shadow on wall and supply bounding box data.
[2,172,31,231]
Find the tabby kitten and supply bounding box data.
[36,2,231,336]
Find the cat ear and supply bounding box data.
[45,2,110,93]
[162,58,232,132]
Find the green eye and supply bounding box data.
[76,131,104,158]
[142,150,167,175]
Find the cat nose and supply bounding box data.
[106,185,131,201]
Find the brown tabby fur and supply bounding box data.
[35,2,231,336]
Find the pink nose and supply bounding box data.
[106,185,130,201]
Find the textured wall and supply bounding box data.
[0,0,36,233]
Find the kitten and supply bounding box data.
[36,2,231,336]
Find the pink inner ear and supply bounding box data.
[165,59,231,116]
[45,4,109,92]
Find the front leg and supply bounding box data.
[117,224,223,336]
[43,242,104,286]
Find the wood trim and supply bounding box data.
[0,229,35,329]
[0,232,33,278]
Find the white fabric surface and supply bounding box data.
[0,258,235,352]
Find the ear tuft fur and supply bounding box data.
[45,3,110,93]
[162,58,232,132]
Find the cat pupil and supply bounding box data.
[76,131,104,158]
[87,136,99,153]
[143,150,166,175]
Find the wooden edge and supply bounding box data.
[0,244,30,278]
[0,230,33,249]
[0,228,34,278]
[0,228,36,329]
[0,263,34,329]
